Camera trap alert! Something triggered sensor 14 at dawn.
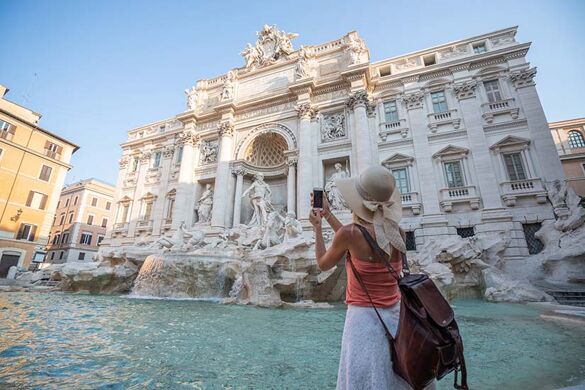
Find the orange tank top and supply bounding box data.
[345,252,401,308]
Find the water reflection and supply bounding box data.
[0,293,584,389]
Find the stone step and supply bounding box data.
[546,290,585,307]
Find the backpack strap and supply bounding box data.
[353,224,408,279]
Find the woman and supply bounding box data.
[309,166,433,390]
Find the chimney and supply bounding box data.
[0,85,9,98]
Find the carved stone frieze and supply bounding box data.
[200,140,219,164]
[295,103,318,119]
[402,92,425,110]
[118,156,129,168]
[509,68,537,89]
[453,81,478,100]
[140,151,152,161]
[218,122,235,137]
[163,146,175,159]
[321,112,346,142]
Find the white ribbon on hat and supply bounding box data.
[362,199,407,257]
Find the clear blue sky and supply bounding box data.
[1,0,584,185]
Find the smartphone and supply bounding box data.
[313,188,324,209]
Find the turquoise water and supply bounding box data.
[0,293,584,389]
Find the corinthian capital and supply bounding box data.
[453,81,477,100]
[218,122,235,137]
[295,103,318,119]
[509,67,537,89]
[177,130,200,146]
[346,90,370,110]
[402,92,424,110]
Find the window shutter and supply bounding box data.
[16,224,25,239]
[57,145,63,154]
[8,124,16,135]
[28,225,37,241]
[40,194,48,210]
[26,191,34,207]
[44,140,51,149]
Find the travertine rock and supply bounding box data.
[482,268,553,303]
[56,259,138,294]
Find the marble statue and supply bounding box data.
[184,86,198,110]
[321,113,346,141]
[242,173,273,226]
[200,140,218,164]
[547,180,585,232]
[241,25,298,69]
[197,184,214,223]
[344,33,367,65]
[295,46,314,80]
[325,163,349,210]
[221,70,236,101]
[283,211,303,243]
[253,211,284,250]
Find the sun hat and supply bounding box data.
[336,165,406,256]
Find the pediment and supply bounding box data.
[489,135,530,150]
[118,196,132,203]
[433,145,469,159]
[141,192,157,200]
[382,153,414,166]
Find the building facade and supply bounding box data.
[105,26,564,271]
[0,85,78,275]
[45,178,115,263]
[549,118,585,196]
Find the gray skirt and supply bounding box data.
[336,304,436,390]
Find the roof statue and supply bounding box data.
[240,24,299,70]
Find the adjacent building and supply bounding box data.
[45,178,115,263]
[104,26,565,274]
[0,85,78,275]
[550,118,585,196]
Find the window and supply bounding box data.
[383,100,399,122]
[423,54,436,66]
[59,213,65,225]
[39,165,52,181]
[143,201,153,221]
[523,223,544,254]
[444,161,465,188]
[405,231,416,251]
[568,130,585,149]
[101,218,108,228]
[91,197,98,207]
[166,198,175,221]
[175,146,183,166]
[65,198,70,207]
[78,252,85,260]
[51,252,55,260]
[97,235,105,245]
[0,119,16,140]
[152,151,162,168]
[52,233,60,244]
[503,153,527,181]
[391,168,410,194]
[120,204,130,222]
[87,215,94,225]
[26,191,48,210]
[80,232,92,245]
[483,80,502,103]
[16,223,37,241]
[0,147,3,162]
[131,157,139,172]
[582,162,585,175]
[44,141,62,159]
[105,201,111,210]
[473,43,487,54]
[68,212,74,223]
[457,227,475,238]
[59,251,64,260]
[61,232,69,245]
[74,196,78,205]
[431,91,448,113]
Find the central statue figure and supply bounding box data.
[242,173,274,226]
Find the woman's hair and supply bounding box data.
[351,212,371,226]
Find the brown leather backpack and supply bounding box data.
[348,224,469,390]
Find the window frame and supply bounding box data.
[91,197,98,207]
[16,223,37,241]
[483,79,502,103]
[80,232,93,245]
[502,152,527,181]
[383,100,399,122]
[567,130,585,149]
[87,214,94,225]
[443,160,466,188]
[431,90,448,113]
[101,217,108,228]
[473,43,487,54]
[391,167,410,194]
[39,164,53,182]
[152,151,162,169]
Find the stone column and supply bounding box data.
[232,168,245,226]
[347,90,374,173]
[295,103,317,221]
[509,68,564,182]
[211,122,235,228]
[151,146,175,234]
[286,158,297,214]
[173,130,198,229]
[128,151,150,237]
[453,81,503,210]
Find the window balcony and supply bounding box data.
[500,178,547,207]
[136,219,153,232]
[481,98,520,124]
[379,119,409,141]
[0,130,14,141]
[439,185,480,212]
[113,222,129,231]
[400,191,422,215]
[427,109,461,133]
[44,149,61,160]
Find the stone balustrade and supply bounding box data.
[113,222,129,231]
[500,178,547,206]
[427,109,461,132]
[136,220,153,233]
[379,119,408,141]
[439,185,480,212]
[481,98,520,124]
[400,191,422,215]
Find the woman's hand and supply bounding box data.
[309,209,322,230]
[309,192,331,217]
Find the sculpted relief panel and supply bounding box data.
[321,112,347,142]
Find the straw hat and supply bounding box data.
[336,165,406,255]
